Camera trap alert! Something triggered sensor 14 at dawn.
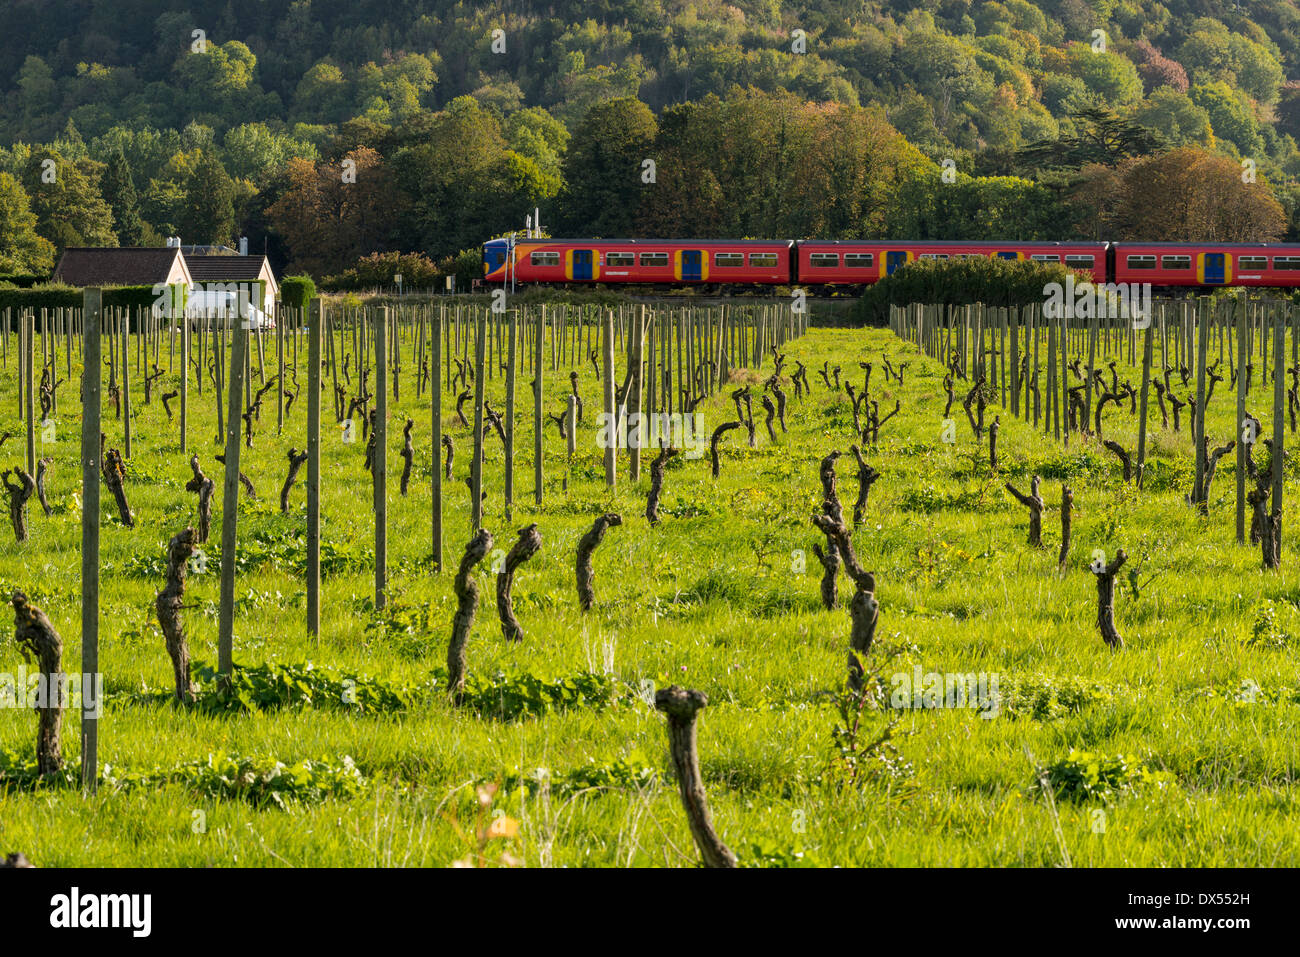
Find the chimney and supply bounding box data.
[238,236,248,256]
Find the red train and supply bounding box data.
[483,238,1300,292]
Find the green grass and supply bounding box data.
[0,311,1297,867]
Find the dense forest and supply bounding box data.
[1,0,1298,283]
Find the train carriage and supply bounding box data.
[795,240,1110,287]
[1109,242,1300,288]
[483,238,793,288]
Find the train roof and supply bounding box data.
[798,239,1107,246]
[485,237,793,245]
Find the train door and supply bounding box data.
[885,251,909,275]
[1202,253,1225,285]
[682,249,703,281]
[572,249,594,281]
[996,251,1020,260]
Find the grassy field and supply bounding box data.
[0,310,1297,867]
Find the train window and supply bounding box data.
[1238,256,1267,269]
[714,253,743,267]
[606,252,634,267]
[1031,254,1060,262]
[530,251,560,267]
[919,253,949,260]
[639,252,669,266]
[1064,255,1095,268]
[1126,255,1157,269]
[1275,256,1300,270]
[1162,255,1191,269]
[749,253,778,267]
[843,253,875,268]
[809,253,839,267]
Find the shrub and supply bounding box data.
[280,274,316,310]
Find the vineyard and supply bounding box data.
[0,292,1297,868]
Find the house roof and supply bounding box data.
[52,247,188,286]
[184,253,275,285]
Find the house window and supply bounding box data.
[1238,256,1267,270]
[844,253,875,268]
[749,252,778,267]
[714,252,744,267]
[809,253,839,267]
[1126,255,1157,269]
[639,252,669,266]
[531,251,560,267]
[606,252,634,266]
[1065,255,1095,268]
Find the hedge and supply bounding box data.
[0,284,164,314]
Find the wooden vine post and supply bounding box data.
[1236,302,1247,545]
[603,311,616,489]
[1271,301,1285,564]
[534,306,544,505]
[1135,309,1154,487]
[307,298,321,636]
[80,288,102,792]
[470,315,486,531]
[431,308,443,570]
[375,307,388,610]
[180,305,188,453]
[504,314,517,519]
[1192,299,1210,504]
[654,686,737,868]
[217,309,248,682]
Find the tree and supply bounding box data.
[266,147,400,276]
[1075,148,1286,242]
[0,173,56,274]
[23,151,116,250]
[1016,107,1163,171]
[101,148,147,246]
[553,97,657,238]
[177,150,236,245]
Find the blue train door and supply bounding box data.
[886,251,908,275]
[996,251,1019,260]
[1204,253,1225,284]
[573,249,594,281]
[682,250,703,281]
